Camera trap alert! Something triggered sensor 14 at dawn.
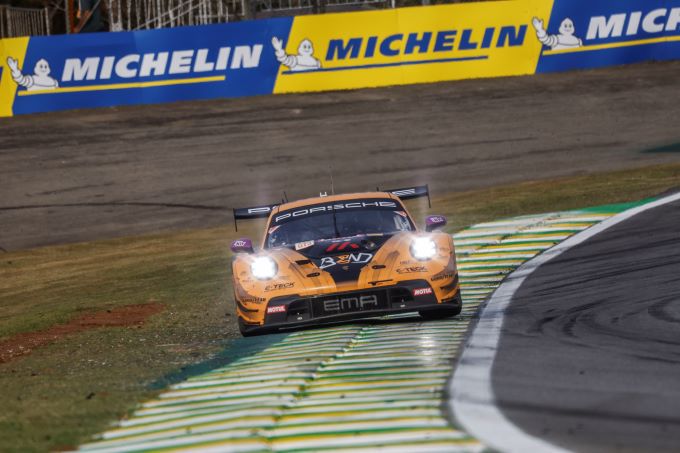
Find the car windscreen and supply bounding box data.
[266,199,414,249]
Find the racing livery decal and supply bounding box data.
[414,287,434,296]
[318,253,374,270]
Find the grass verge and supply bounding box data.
[0,162,679,452]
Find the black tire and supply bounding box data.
[419,305,462,320]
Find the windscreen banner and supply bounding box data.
[0,0,678,117]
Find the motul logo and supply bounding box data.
[267,305,286,314]
[413,287,433,296]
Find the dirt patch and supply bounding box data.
[0,302,164,364]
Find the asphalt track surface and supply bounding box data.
[1,61,680,251]
[492,198,680,452]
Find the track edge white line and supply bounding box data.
[447,192,680,453]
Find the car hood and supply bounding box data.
[233,231,456,304]
[275,234,393,282]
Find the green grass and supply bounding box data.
[0,229,240,452]
[0,162,679,452]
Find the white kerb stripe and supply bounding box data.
[448,191,680,453]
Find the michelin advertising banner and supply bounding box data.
[0,0,678,117]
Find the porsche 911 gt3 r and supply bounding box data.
[230,186,460,336]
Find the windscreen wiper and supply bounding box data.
[331,205,340,238]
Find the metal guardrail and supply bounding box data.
[0,5,50,38]
[105,0,229,31]
[0,0,478,38]
[254,0,388,14]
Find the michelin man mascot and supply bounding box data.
[532,17,582,50]
[271,37,321,72]
[6,57,59,91]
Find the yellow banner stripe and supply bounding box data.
[0,36,30,117]
[17,75,226,96]
[544,35,680,56]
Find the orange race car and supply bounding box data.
[230,186,460,336]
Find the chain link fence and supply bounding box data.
[0,5,51,38]
[1,0,488,36]
[251,0,389,17]
[106,0,229,31]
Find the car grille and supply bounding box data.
[269,280,432,322]
[298,286,418,318]
[311,290,389,317]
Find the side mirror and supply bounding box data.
[425,215,447,232]
[231,238,254,254]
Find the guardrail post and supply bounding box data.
[64,0,71,33]
[243,0,256,19]
[312,0,325,15]
[44,7,51,35]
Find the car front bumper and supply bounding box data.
[240,278,461,334]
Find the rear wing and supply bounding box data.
[381,184,431,208]
[233,203,278,231]
[233,184,431,230]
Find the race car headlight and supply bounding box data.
[411,237,437,260]
[251,256,278,280]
